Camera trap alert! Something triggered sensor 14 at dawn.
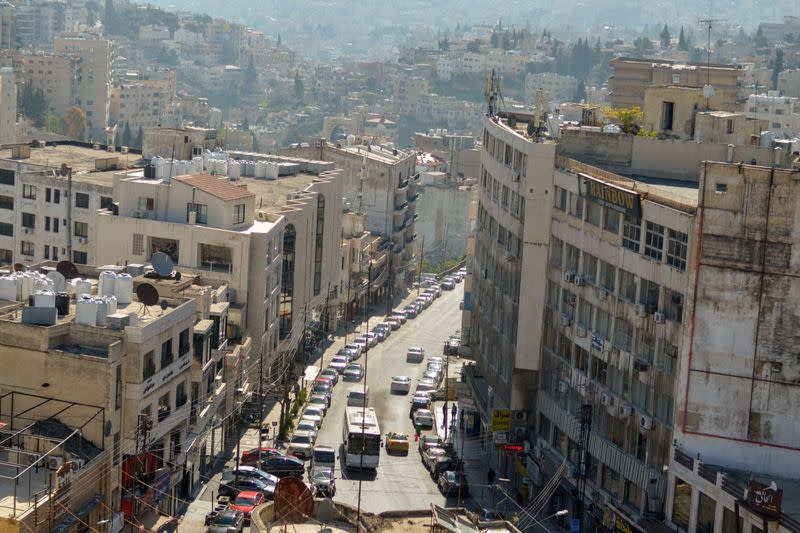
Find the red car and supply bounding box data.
[229,490,264,522]
[241,447,284,465]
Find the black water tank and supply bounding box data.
[55,293,70,316]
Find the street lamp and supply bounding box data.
[523,509,568,532]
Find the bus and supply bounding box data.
[342,406,381,469]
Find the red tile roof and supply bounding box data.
[173,173,255,201]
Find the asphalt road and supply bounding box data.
[314,283,465,513]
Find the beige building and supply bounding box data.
[16,53,80,117]
[609,57,742,111]
[53,35,113,138]
[525,73,579,106]
[0,67,13,144]
[110,76,176,134]
[778,69,800,98]
[143,127,219,160]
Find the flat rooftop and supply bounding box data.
[237,172,320,211]
[337,144,411,165]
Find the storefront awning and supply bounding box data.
[51,495,103,533]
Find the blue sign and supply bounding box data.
[570,518,580,532]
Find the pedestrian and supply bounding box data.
[442,404,448,428]
[451,404,458,423]
[487,467,495,486]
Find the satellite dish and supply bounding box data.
[56,260,80,280]
[150,252,174,277]
[13,263,25,273]
[135,283,160,306]
[59,163,70,177]
[159,300,169,310]
[273,477,313,523]
[174,271,182,281]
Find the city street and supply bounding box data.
[315,283,465,513]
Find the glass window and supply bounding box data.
[655,390,673,425]
[549,237,563,269]
[0,169,14,186]
[21,212,35,228]
[575,346,589,373]
[20,241,34,256]
[74,221,88,238]
[101,196,114,210]
[73,251,87,264]
[578,299,593,329]
[186,203,208,224]
[622,216,641,251]
[547,280,560,308]
[614,317,631,350]
[0,195,12,209]
[603,209,620,234]
[644,221,665,261]
[696,492,716,533]
[22,184,36,199]
[143,350,156,380]
[568,193,584,219]
[54,189,60,204]
[234,203,246,224]
[565,244,580,273]
[619,270,637,302]
[149,237,179,263]
[161,339,174,368]
[672,479,691,529]
[0,222,12,236]
[280,224,296,339]
[722,508,738,533]
[501,185,509,208]
[667,229,688,271]
[639,279,660,312]
[179,329,190,356]
[632,379,650,412]
[554,186,567,211]
[53,218,59,233]
[598,261,616,292]
[665,290,684,322]
[199,244,232,271]
[586,200,601,226]
[313,195,325,295]
[595,308,611,339]
[75,192,89,208]
[581,253,597,283]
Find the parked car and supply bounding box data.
[218,477,274,499]
[409,392,431,416]
[311,466,336,497]
[221,466,279,488]
[337,347,357,360]
[343,343,363,358]
[421,447,448,471]
[362,332,380,346]
[415,378,437,394]
[406,346,425,363]
[296,418,319,433]
[402,305,418,318]
[385,432,410,454]
[430,456,456,478]
[438,471,469,495]
[308,394,329,413]
[303,405,326,420]
[418,434,443,454]
[240,447,284,465]
[374,322,392,337]
[319,368,339,385]
[390,375,412,394]
[329,355,350,373]
[413,409,434,428]
[260,456,305,478]
[390,312,407,324]
[287,430,316,459]
[423,369,442,385]
[441,278,456,290]
[311,445,336,474]
[351,338,369,353]
[343,363,363,382]
[229,491,265,522]
[311,381,332,397]
[206,509,245,533]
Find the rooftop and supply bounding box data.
[173,173,256,201]
[336,143,412,165]
[237,172,322,211]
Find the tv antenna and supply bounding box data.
[698,17,726,109]
[484,68,505,116]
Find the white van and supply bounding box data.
[346,386,369,407]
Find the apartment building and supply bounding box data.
[392,72,430,116]
[0,66,14,144]
[666,161,800,533]
[12,0,65,49]
[525,73,579,106]
[778,69,800,98]
[609,57,742,111]
[110,76,177,134]
[0,142,130,269]
[744,93,800,139]
[16,52,80,116]
[53,35,113,138]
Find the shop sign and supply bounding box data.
[578,173,641,218]
[747,480,782,518]
[492,409,511,431]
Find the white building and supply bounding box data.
[0,67,15,144]
[525,73,579,106]
[110,76,177,134]
[744,93,800,139]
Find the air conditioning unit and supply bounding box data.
[121,146,129,153]
[512,171,521,181]
[602,342,612,354]
[653,312,665,324]
[598,288,608,300]
[24,227,31,234]
[256,210,269,222]
[558,380,569,393]
[639,415,654,430]
[107,145,115,153]
[576,325,587,338]
[634,304,646,318]
[561,314,572,327]
[574,275,586,286]
[513,410,527,422]
[618,403,632,418]
[78,237,88,244]
[568,295,577,306]
[633,359,650,372]
[48,456,63,470]
[596,491,612,507]
[72,458,85,469]
[600,393,614,407]
[564,271,575,283]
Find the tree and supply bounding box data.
[241,115,249,131]
[466,39,481,53]
[773,48,784,89]
[17,83,49,126]
[678,26,688,50]
[490,31,499,48]
[45,114,65,135]
[64,107,88,140]
[276,32,282,47]
[660,25,671,49]
[134,126,143,149]
[244,55,257,87]
[605,106,643,134]
[103,0,115,33]
[755,27,768,47]
[439,35,449,52]
[575,79,587,102]
[122,121,132,146]
[294,72,304,102]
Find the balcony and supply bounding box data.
[134,351,192,399]
[150,402,190,442]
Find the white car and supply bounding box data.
[406,346,425,363]
[329,355,349,373]
[344,343,363,358]
[390,312,407,324]
[287,430,317,459]
[390,375,412,394]
[428,356,444,366]
[351,338,369,353]
[308,395,328,415]
[416,378,437,393]
[383,318,401,330]
[363,332,380,346]
[413,409,435,428]
[296,418,319,433]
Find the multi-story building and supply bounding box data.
[12,0,65,49]
[0,66,14,144]
[54,35,113,138]
[392,72,430,116]
[414,170,475,266]
[744,93,800,139]
[525,73,580,106]
[0,2,14,50]
[0,142,128,268]
[16,52,81,116]
[778,69,800,98]
[110,75,177,134]
[609,57,742,111]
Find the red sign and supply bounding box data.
[503,444,524,452]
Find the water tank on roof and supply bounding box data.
[34,290,56,308]
[73,278,92,297]
[55,292,70,316]
[255,161,267,178]
[265,162,279,180]
[20,274,33,301]
[75,295,97,326]
[228,161,241,180]
[0,276,17,301]
[99,271,117,297]
[114,273,133,304]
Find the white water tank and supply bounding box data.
[255,161,267,178]
[228,161,241,180]
[114,273,133,304]
[20,274,33,301]
[127,312,139,326]
[96,296,116,326]
[75,295,98,326]
[33,275,54,293]
[107,295,118,314]
[74,278,92,297]
[0,276,17,301]
[34,290,56,308]
[193,157,204,173]
[47,271,66,292]
[99,271,117,297]
[265,162,279,180]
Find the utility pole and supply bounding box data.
[443,353,450,442]
[321,283,330,372]
[699,17,726,109]
[417,235,424,297]
[575,404,592,532]
[355,261,371,533]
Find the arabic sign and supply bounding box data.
[492,409,511,431]
[614,516,635,533]
[578,173,641,218]
[747,480,782,518]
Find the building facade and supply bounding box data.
[0,67,14,144]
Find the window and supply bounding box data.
[0,169,14,186]
[575,346,589,373]
[639,279,660,312]
[20,241,34,256]
[667,229,688,271]
[504,144,512,166]
[75,192,89,208]
[157,392,171,422]
[100,196,114,210]
[179,328,190,356]
[44,245,50,260]
[614,317,631,350]
[586,200,601,226]
[52,247,58,261]
[595,308,611,339]
[53,218,59,233]
[547,281,560,308]
[143,350,156,380]
[22,184,36,199]
[115,366,122,409]
[133,233,144,255]
[581,253,597,283]
[161,339,174,368]
[665,290,684,322]
[658,343,677,375]
[622,216,641,251]
[73,251,87,264]
[565,244,580,273]
[186,202,208,224]
[603,209,620,234]
[554,186,567,211]
[501,185,509,209]
[21,212,35,228]
[313,196,325,295]
[578,299,593,329]
[661,101,675,131]
[0,248,11,263]
[696,492,716,533]
[175,381,187,407]
[0,222,12,237]
[726,119,734,134]
[598,261,616,292]
[644,221,665,261]
[149,237,179,263]
[45,217,50,231]
[280,224,296,339]
[632,379,650,412]
[53,189,60,204]
[199,244,232,271]
[74,221,88,238]
[568,192,584,219]
[234,203,245,224]
[549,237,563,269]
[0,195,12,209]
[591,356,608,385]
[138,197,155,211]
[619,270,637,302]
[655,390,673,425]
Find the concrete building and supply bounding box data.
[16,53,81,118]
[392,73,429,117]
[53,35,113,138]
[758,17,800,44]
[525,73,579,106]
[110,76,177,134]
[0,66,14,144]
[143,127,219,160]
[414,171,475,267]
[778,69,800,98]
[608,57,742,111]
[744,93,800,139]
[0,142,134,269]
[665,160,800,533]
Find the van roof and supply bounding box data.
[314,445,335,453]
